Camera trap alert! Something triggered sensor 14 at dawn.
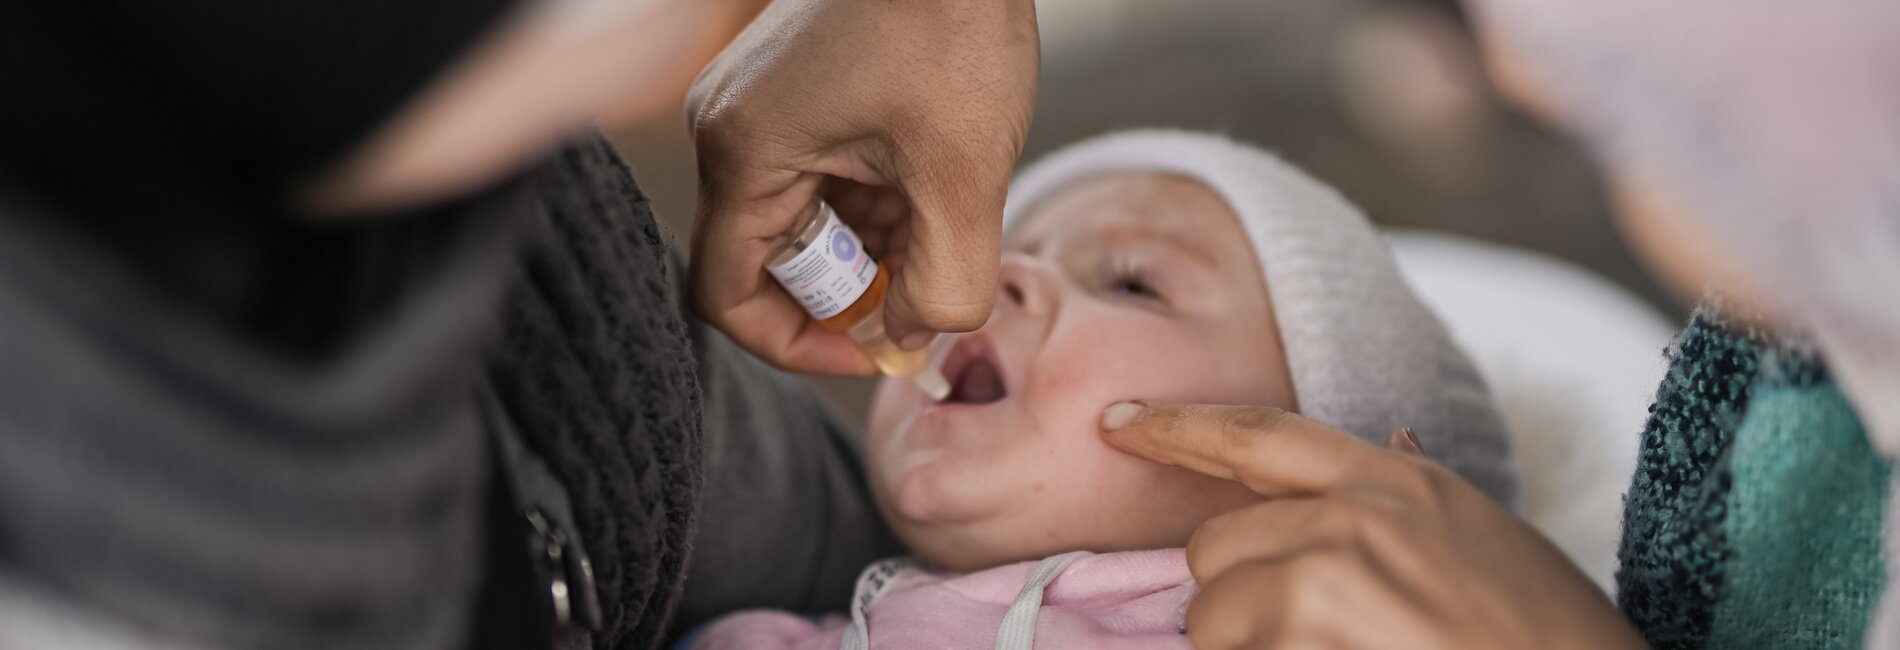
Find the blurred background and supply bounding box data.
[610,0,1675,422]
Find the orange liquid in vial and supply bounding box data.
[819,265,930,377]
[765,199,944,395]
[817,263,890,333]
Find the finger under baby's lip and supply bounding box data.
[1099,400,1397,497]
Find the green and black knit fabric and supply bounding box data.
[1617,307,1891,649]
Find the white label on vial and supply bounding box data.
[766,208,877,320]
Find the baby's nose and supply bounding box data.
[998,252,1057,317]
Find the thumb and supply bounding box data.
[878,148,1010,348]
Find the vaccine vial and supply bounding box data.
[765,198,952,400]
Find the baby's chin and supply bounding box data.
[877,462,1135,573]
[876,457,1041,571]
[875,445,1257,572]
[885,506,1060,573]
[879,482,991,571]
[881,455,971,525]
[889,500,1166,573]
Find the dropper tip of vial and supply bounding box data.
[914,366,951,402]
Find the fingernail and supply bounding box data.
[1401,427,1423,453]
[1102,402,1145,431]
[898,331,936,351]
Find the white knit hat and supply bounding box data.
[1005,130,1517,506]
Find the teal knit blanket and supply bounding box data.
[1617,308,1890,649]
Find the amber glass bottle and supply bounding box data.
[766,199,949,399]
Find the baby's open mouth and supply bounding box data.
[939,334,1008,405]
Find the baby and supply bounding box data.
[691,130,1516,649]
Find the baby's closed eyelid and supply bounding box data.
[1090,255,1172,305]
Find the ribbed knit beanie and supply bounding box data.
[1005,129,1517,506]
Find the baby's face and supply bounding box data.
[868,173,1297,571]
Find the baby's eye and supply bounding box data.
[1110,273,1162,300]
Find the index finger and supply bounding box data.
[1099,400,1403,497]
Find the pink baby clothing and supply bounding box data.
[690,549,1196,650]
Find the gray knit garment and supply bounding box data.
[0,168,520,647]
[1005,130,1518,506]
[0,134,707,650]
[484,135,705,649]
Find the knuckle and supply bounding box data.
[1386,462,1439,499]
[689,98,760,159]
[1326,495,1373,525]
[1187,575,1277,650]
[1185,512,1241,577]
[1336,490,1406,534]
[1419,462,1467,504]
[1219,407,1293,439]
[1384,458,1461,513]
[1348,509,1406,553]
[1287,560,1337,601]
[1215,407,1291,456]
[1285,566,1342,638]
[688,102,729,142]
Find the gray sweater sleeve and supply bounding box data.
[671,312,904,632]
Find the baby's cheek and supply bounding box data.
[1012,328,1263,549]
[1023,353,1095,403]
[1029,445,1211,546]
[1024,331,1159,413]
